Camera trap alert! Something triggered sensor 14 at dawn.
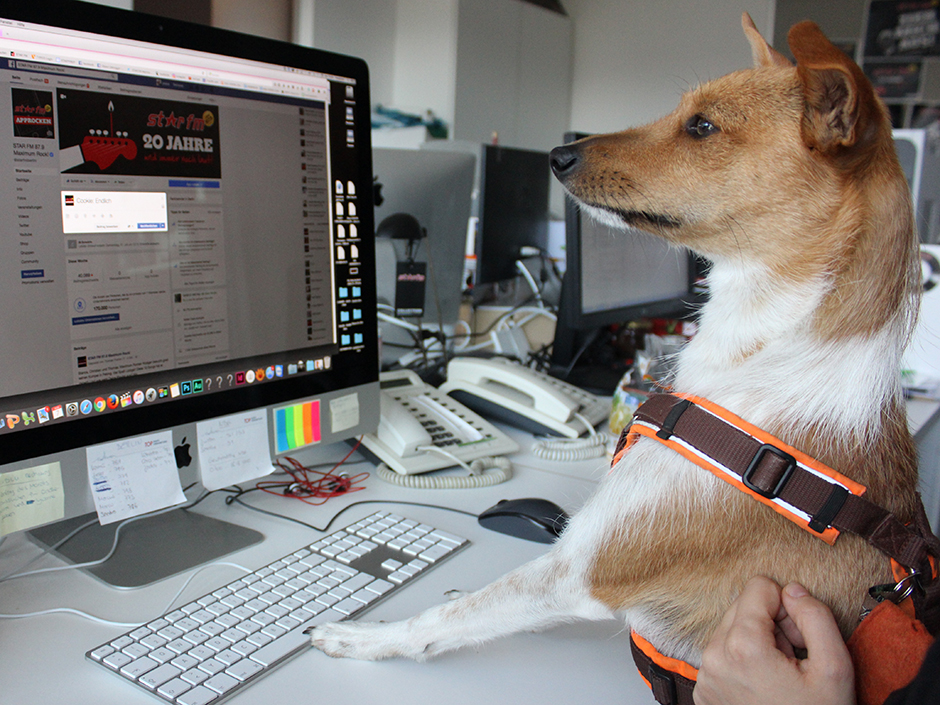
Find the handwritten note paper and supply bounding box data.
[197,411,272,491]
[86,431,185,525]
[0,462,65,536]
[330,392,360,434]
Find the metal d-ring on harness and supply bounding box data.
[612,393,940,705]
[863,572,918,620]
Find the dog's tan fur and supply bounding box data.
[310,15,922,669]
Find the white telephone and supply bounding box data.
[439,357,609,439]
[360,369,519,477]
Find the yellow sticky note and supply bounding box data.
[0,462,65,536]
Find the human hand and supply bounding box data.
[693,576,856,705]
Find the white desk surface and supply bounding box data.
[5,402,940,705]
[0,429,656,705]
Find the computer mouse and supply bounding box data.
[477,498,570,544]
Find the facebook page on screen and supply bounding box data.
[0,22,355,409]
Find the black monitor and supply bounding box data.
[0,0,379,586]
[474,144,551,285]
[551,133,705,384]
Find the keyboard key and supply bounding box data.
[351,588,380,605]
[183,630,210,647]
[176,617,200,632]
[215,649,241,666]
[221,628,245,643]
[366,578,394,595]
[181,667,210,686]
[141,634,168,650]
[205,637,230,652]
[387,570,408,584]
[167,638,192,654]
[157,677,192,699]
[332,597,365,616]
[157,625,184,641]
[226,658,264,682]
[262,624,287,640]
[251,612,277,627]
[89,645,114,662]
[246,632,273,648]
[188,645,216,662]
[171,654,200,671]
[122,642,150,659]
[102,652,132,670]
[111,635,134,650]
[200,622,225,637]
[178,685,218,705]
[204,672,240,695]
[419,544,452,562]
[120,656,158,679]
[248,631,309,667]
[276,615,301,631]
[197,659,225,676]
[341,573,374,592]
[232,640,258,657]
[138,663,181,690]
[148,647,176,664]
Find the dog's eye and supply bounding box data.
[686,114,719,139]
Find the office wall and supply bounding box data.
[391,1,459,126]
[452,0,572,150]
[308,0,398,108]
[213,0,292,41]
[772,0,866,56]
[564,0,776,133]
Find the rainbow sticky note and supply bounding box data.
[274,400,321,453]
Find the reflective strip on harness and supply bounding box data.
[619,393,867,545]
[630,630,698,705]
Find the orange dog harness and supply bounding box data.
[615,394,940,705]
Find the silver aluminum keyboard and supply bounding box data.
[87,511,469,704]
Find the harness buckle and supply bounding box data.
[742,444,796,499]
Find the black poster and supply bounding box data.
[11,88,54,139]
[56,89,221,178]
[864,0,940,57]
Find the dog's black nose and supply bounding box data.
[550,145,580,178]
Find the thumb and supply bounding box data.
[780,583,854,682]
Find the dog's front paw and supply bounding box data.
[309,620,429,661]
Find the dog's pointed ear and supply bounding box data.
[742,13,791,68]
[789,20,880,153]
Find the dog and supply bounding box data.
[310,14,923,674]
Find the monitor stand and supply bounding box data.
[27,509,264,589]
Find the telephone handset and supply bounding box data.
[360,369,519,476]
[439,357,609,439]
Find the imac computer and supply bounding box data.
[474,144,551,285]
[0,0,379,586]
[551,133,705,387]
[371,148,475,366]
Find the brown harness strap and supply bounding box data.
[629,394,938,593]
[629,631,696,705]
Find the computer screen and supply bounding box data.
[0,0,379,584]
[474,144,551,285]
[551,132,704,376]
